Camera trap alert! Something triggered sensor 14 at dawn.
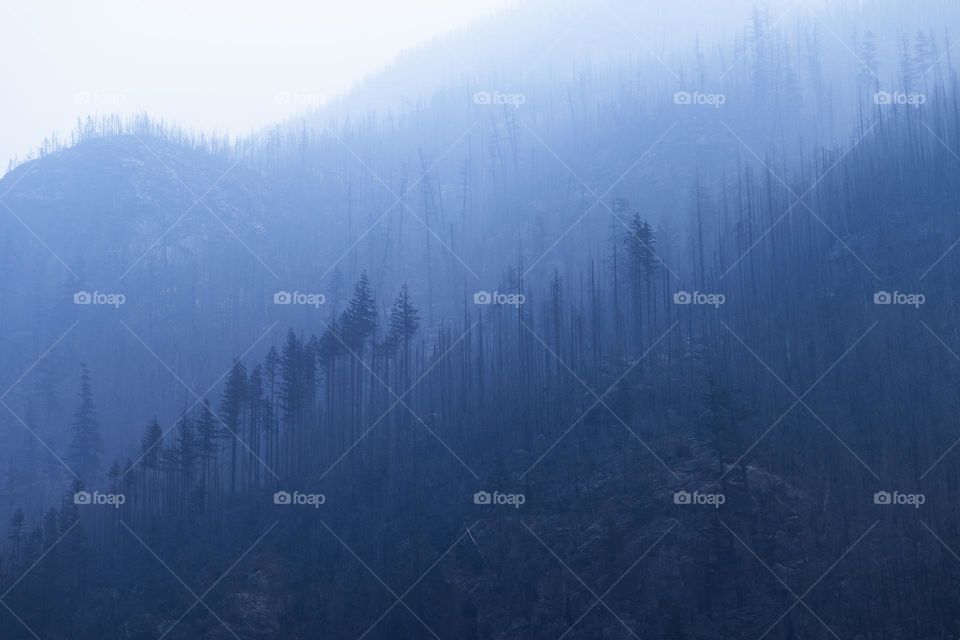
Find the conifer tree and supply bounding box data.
[341,271,377,350]
[66,364,104,484]
[220,359,248,494]
[140,418,163,472]
[386,285,421,351]
[625,214,659,353]
[177,412,196,496]
[195,399,218,490]
[7,506,25,560]
[140,418,164,511]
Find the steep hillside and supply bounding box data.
[3,2,960,639]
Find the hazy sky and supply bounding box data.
[0,0,513,169]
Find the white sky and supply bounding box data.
[0,0,514,169]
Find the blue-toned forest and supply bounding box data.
[2,1,960,638]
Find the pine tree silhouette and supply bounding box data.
[65,364,104,484]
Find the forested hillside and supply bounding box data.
[2,1,960,638]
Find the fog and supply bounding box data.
[3,1,960,638]
[0,0,514,167]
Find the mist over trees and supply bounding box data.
[2,0,960,638]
